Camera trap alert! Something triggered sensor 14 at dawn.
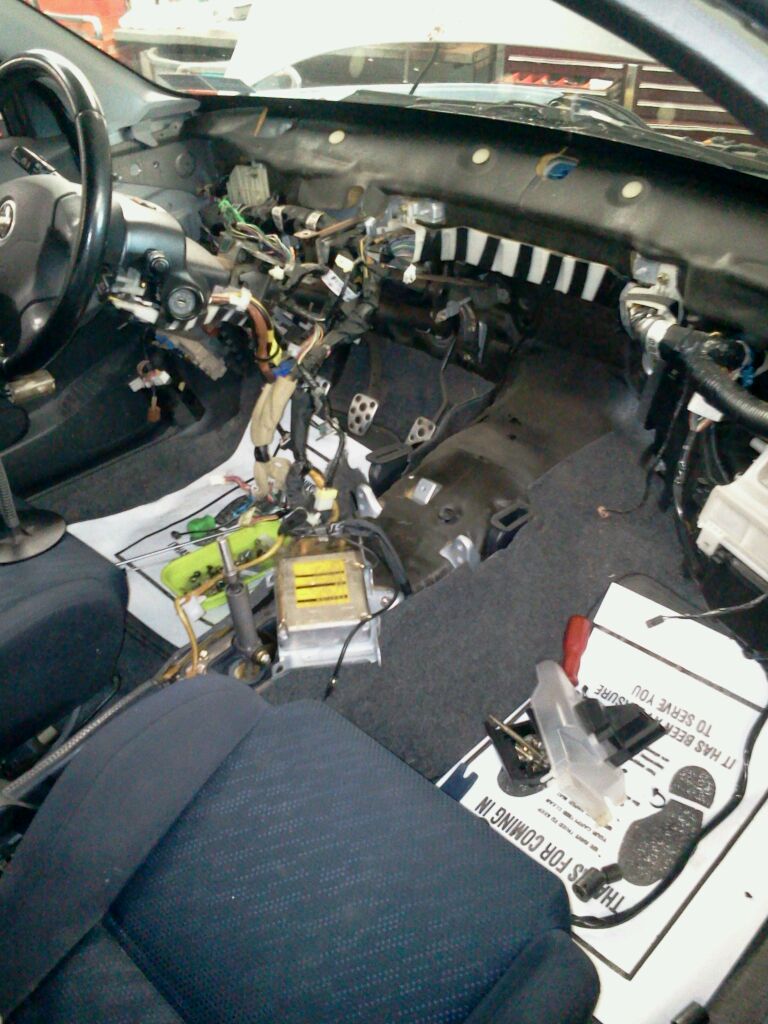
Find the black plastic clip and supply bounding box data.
[575,698,666,767]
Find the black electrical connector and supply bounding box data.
[671,1003,710,1024]
[572,863,622,902]
[289,386,313,463]
[575,698,666,767]
[485,716,549,789]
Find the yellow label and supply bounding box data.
[293,559,345,577]
[293,559,350,606]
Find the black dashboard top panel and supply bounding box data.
[192,97,768,340]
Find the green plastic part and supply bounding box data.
[217,197,246,224]
[160,520,281,611]
[187,515,218,538]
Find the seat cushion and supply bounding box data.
[0,527,127,752]
[105,699,580,1024]
[9,687,597,1024]
[12,925,184,1024]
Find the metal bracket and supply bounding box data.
[439,534,480,570]
[405,416,436,446]
[435,296,471,324]
[355,483,383,519]
[406,477,442,506]
[308,375,332,416]
[130,122,159,149]
[347,392,379,436]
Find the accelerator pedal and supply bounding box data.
[405,416,437,446]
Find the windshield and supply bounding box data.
[22,0,764,162]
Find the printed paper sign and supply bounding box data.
[441,584,768,1024]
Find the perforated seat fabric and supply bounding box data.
[12,926,183,1024]
[11,687,598,1024]
[0,524,127,753]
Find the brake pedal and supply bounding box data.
[347,393,379,436]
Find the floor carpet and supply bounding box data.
[268,424,701,780]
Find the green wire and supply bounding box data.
[218,197,246,223]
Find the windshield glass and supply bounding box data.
[22,0,764,161]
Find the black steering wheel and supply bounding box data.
[0,50,112,375]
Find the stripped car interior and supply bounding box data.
[1,2,768,1023]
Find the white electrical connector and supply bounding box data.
[321,270,359,302]
[185,596,205,622]
[109,296,159,323]
[314,487,338,513]
[688,392,724,422]
[210,286,253,311]
[697,445,768,585]
[229,286,253,311]
[334,253,356,274]
[403,264,417,284]
[227,163,270,207]
[111,267,146,298]
[128,369,171,392]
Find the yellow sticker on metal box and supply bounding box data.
[293,558,350,606]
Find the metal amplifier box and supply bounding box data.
[275,541,381,671]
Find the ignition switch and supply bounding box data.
[165,283,205,321]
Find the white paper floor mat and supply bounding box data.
[69,412,370,647]
[440,584,768,1024]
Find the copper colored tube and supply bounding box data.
[210,293,275,381]
[247,302,275,381]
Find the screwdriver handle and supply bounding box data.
[562,614,592,686]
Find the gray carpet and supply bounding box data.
[268,424,700,780]
[31,376,262,522]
